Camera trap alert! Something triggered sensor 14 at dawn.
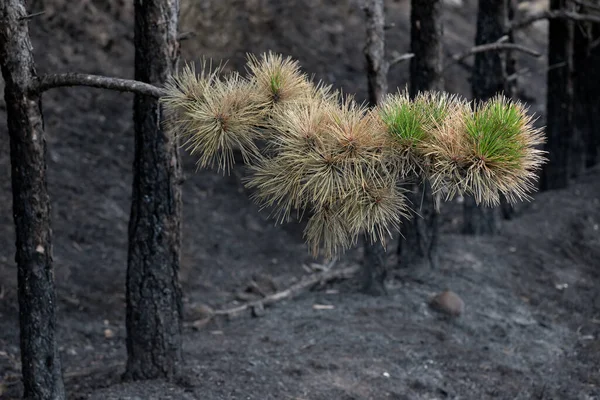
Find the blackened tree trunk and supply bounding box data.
[409,0,443,92]
[463,0,506,235]
[362,0,389,295]
[398,0,443,269]
[124,0,184,381]
[500,0,518,220]
[505,0,518,100]
[573,2,600,170]
[0,1,66,399]
[541,0,575,190]
[364,0,388,105]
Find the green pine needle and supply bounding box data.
[464,97,524,171]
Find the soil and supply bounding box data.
[1,0,599,399]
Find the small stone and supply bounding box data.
[104,328,114,339]
[429,290,465,317]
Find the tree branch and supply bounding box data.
[36,73,166,98]
[510,10,600,32]
[185,264,360,324]
[389,52,415,67]
[445,40,541,70]
[18,10,45,20]
[573,0,600,12]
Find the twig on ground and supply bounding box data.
[37,73,166,98]
[63,362,125,380]
[185,263,360,325]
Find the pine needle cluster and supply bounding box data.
[423,95,546,206]
[161,52,547,259]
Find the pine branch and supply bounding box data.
[36,73,166,98]
[510,9,600,32]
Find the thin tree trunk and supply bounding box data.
[505,0,518,100]
[362,0,389,295]
[362,240,388,295]
[398,183,439,268]
[399,0,443,269]
[463,0,506,235]
[364,0,388,105]
[409,0,443,92]
[124,0,184,381]
[573,2,600,169]
[541,0,575,190]
[0,1,66,399]
[499,0,518,220]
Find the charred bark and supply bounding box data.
[499,0,519,220]
[362,0,389,295]
[398,182,439,269]
[361,240,388,296]
[463,0,507,235]
[399,0,444,269]
[505,0,518,100]
[409,0,444,94]
[124,0,184,381]
[573,2,600,169]
[364,0,388,105]
[0,1,65,399]
[541,0,575,190]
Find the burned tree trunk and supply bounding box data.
[398,0,444,269]
[541,0,575,190]
[124,0,184,381]
[573,2,600,169]
[500,0,518,220]
[364,0,388,105]
[505,0,519,100]
[409,0,444,92]
[463,0,506,235]
[362,0,389,296]
[0,1,66,399]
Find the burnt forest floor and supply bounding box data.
[1,0,599,399]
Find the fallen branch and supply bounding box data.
[509,10,600,32]
[445,39,541,71]
[186,263,360,325]
[63,362,125,380]
[36,73,166,98]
